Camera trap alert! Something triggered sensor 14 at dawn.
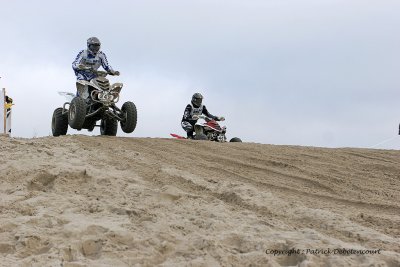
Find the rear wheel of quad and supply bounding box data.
[100,117,118,136]
[51,108,68,136]
[120,101,137,133]
[68,97,86,130]
[229,137,242,142]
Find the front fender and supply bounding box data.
[76,80,102,98]
[111,83,123,93]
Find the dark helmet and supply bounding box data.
[191,93,203,108]
[87,37,101,55]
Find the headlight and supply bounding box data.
[97,92,114,102]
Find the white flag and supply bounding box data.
[6,107,11,135]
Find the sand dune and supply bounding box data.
[0,135,399,266]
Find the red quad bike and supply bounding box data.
[171,115,242,142]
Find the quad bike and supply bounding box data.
[171,115,242,142]
[51,70,137,136]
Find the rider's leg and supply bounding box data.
[181,121,194,139]
[75,82,90,101]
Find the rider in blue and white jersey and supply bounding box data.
[72,37,119,81]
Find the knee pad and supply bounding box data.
[181,121,193,132]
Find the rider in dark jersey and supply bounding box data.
[181,93,224,139]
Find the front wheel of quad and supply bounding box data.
[194,125,208,140]
[229,137,242,142]
[120,101,137,133]
[52,108,68,136]
[68,97,86,130]
[100,117,118,136]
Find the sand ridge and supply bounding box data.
[0,135,399,266]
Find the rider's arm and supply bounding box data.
[99,51,115,73]
[72,50,84,70]
[202,105,218,120]
[182,104,193,121]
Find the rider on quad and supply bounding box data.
[72,37,120,90]
[181,93,224,139]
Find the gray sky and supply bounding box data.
[1,0,400,149]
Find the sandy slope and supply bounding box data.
[0,135,399,267]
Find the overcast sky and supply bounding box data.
[1,0,399,149]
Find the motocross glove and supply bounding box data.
[109,70,120,76]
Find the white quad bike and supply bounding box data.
[52,70,137,136]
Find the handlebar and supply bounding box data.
[78,65,119,77]
[193,115,225,122]
[95,70,109,77]
[192,115,206,120]
[193,115,204,119]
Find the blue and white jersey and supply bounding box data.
[72,50,115,80]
